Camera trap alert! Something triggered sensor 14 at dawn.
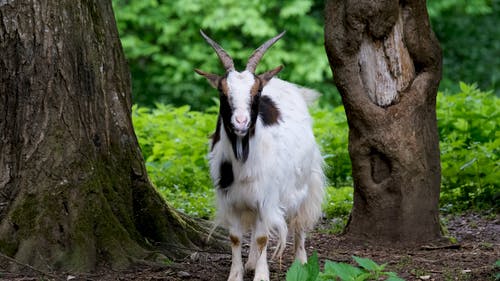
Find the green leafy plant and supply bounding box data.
[287,251,320,281]
[437,83,499,212]
[323,186,352,234]
[324,186,353,219]
[320,256,404,281]
[286,252,404,281]
[311,106,351,188]
[132,103,218,218]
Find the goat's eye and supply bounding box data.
[250,81,261,97]
[218,79,231,97]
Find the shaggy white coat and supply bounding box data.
[209,71,325,281]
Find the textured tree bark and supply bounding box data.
[0,0,220,273]
[324,0,443,245]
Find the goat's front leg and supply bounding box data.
[228,228,244,281]
[252,223,269,281]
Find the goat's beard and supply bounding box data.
[236,136,244,160]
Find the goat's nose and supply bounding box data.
[236,115,248,125]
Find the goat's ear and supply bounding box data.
[258,65,283,86]
[195,69,221,88]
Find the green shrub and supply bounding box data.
[324,186,353,219]
[311,106,351,188]
[132,104,217,218]
[321,186,353,234]
[437,83,499,211]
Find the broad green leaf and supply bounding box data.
[286,260,309,281]
[324,261,363,281]
[352,256,382,271]
[305,252,320,281]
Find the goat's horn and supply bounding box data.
[200,30,235,71]
[246,31,286,73]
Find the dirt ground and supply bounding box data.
[1,212,498,281]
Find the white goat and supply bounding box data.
[195,30,325,281]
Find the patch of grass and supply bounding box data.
[395,255,413,271]
[411,268,429,280]
[443,269,473,281]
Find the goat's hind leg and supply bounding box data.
[245,230,259,272]
[294,229,307,264]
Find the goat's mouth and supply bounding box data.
[234,128,248,137]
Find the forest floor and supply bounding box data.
[1,212,498,281]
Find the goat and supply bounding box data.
[195,30,325,281]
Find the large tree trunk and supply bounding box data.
[324,0,443,245]
[0,0,219,273]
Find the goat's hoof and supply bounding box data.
[227,269,243,281]
[253,274,269,281]
[244,260,256,272]
[295,251,307,264]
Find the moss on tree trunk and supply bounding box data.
[0,0,222,273]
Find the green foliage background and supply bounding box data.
[112,0,333,109]
[112,0,499,109]
[428,0,500,95]
[437,83,499,211]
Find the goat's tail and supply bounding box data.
[299,87,321,106]
[290,153,326,233]
[270,214,288,260]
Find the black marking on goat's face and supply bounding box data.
[214,72,283,162]
[214,72,258,162]
[219,161,234,189]
[217,77,247,160]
